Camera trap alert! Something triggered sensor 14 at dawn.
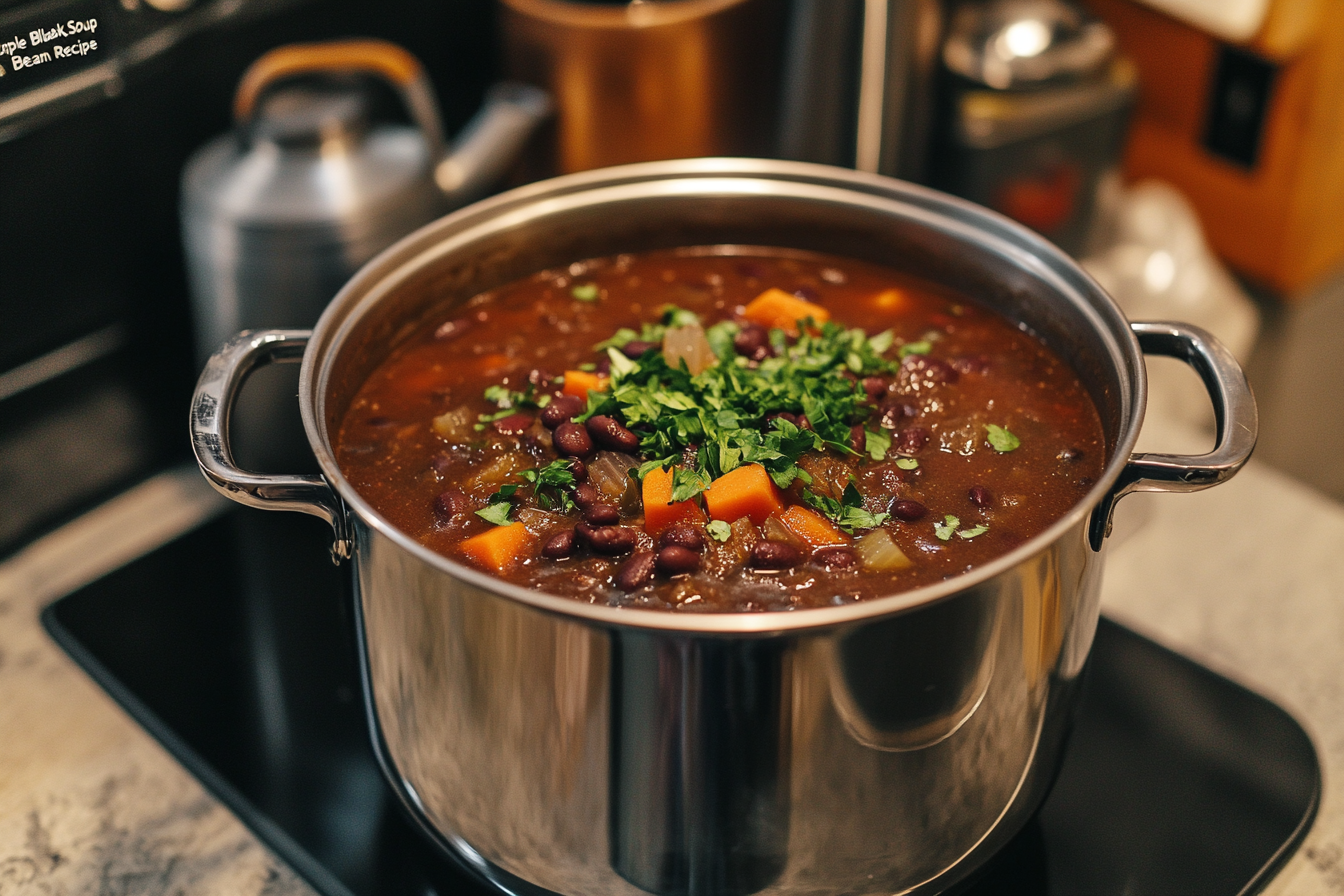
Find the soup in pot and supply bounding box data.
[335,247,1105,612]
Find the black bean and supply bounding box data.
[659,524,705,553]
[749,540,802,570]
[588,526,637,556]
[492,413,532,435]
[890,499,928,522]
[813,546,858,569]
[540,395,585,429]
[568,458,588,482]
[657,545,701,575]
[586,415,640,452]
[574,522,597,546]
[733,325,772,361]
[968,485,992,508]
[433,488,472,519]
[584,502,621,526]
[554,422,595,458]
[861,377,888,400]
[573,483,599,510]
[615,551,657,591]
[542,529,576,559]
[849,424,867,454]
[622,340,657,358]
[894,426,929,455]
[878,401,916,430]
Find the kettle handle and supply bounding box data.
[232,39,447,160]
[190,329,352,563]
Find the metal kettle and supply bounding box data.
[182,39,551,363]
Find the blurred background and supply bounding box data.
[1,0,1341,556]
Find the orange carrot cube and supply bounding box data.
[742,287,831,335]
[703,464,785,526]
[561,369,610,398]
[458,522,534,573]
[642,465,706,535]
[778,505,849,550]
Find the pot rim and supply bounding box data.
[300,157,1143,634]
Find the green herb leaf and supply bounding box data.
[898,340,932,359]
[593,328,639,351]
[571,283,599,302]
[483,381,551,410]
[705,320,740,359]
[707,520,732,542]
[957,524,988,539]
[520,460,578,512]
[895,457,919,470]
[867,329,895,354]
[934,514,959,541]
[661,305,701,328]
[607,346,639,379]
[865,428,891,462]
[476,483,520,526]
[985,424,1021,453]
[577,362,597,372]
[670,467,711,503]
[803,482,889,534]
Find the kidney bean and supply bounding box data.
[796,414,812,430]
[878,401,916,430]
[793,285,821,302]
[554,422,595,458]
[1058,447,1084,462]
[586,415,640,452]
[540,395,585,429]
[433,317,473,341]
[542,529,576,559]
[527,368,556,389]
[659,524,705,553]
[492,413,532,435]
[894,426,929,455]
[432,488,472,519]
[890,499,928,522]
[968,485,992,508]
[584,502,621,526]
[568,458,588,482]
[656,545,701,575]
[749,540,802,570]
[595,356,612,375]
[813,546,858,569]
[861,377,888,400]
[850,424,867,454]
[615,551,657,591]
[733,325,772,361]
[573,483,599,510]
[735,260,768,279]
[588,526,637,555]
[622,340,657,358]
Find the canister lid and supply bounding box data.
[943,0,1115,90]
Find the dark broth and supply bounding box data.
[336,248,1105,612]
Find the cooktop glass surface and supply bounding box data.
[42,509,1319,896]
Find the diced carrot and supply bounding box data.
[476,353,515,376]
[742,288,831,335]
[778,505,849,550]
[458,522,534,573]
[871,288,910,313]
[703,464,785,526]
[562,369,610,398]
[642,465,707,535]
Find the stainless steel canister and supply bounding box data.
[190,159,1256,895]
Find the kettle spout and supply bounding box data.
[435,83,552,206]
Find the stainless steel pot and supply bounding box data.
[190,159,1256,895]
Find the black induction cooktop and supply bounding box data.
[41,507,1319,896]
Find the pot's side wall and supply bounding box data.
[355,518,1104,895]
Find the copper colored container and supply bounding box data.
[500,0,784,173]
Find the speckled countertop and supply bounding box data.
[1,437,1342,894]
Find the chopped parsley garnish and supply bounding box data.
[802,483,890,534]
[865,428,891,461]
[476,484,519,526]
[895,457,919,470]
[898,340,932,359]
[934,514,959,541]
[707,520,732,542]
[670,467,711,503]
[484,382,551,410]
[571,283,599,302]
[957,524,988,539]
[521,460,578,513]
[985,424,1020,453]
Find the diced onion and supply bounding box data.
[588,451,641,511]
[663,323,716,375]
[855,529,913,571]
[431,405,475,442]
[762,516,802,547]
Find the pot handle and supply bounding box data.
[190,329,351,562]
[1089,321,1258,550]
